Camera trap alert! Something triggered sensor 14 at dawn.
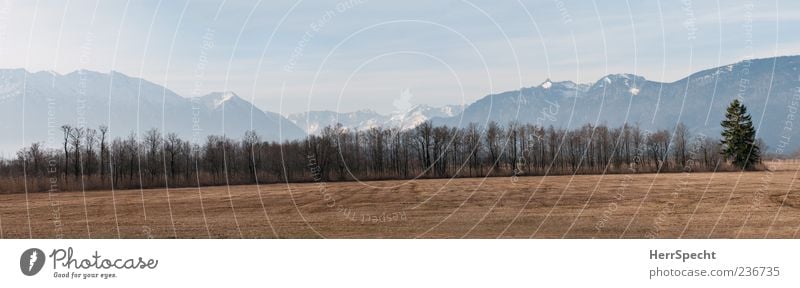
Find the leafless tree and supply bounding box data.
[69,127,84,179]
[99,125,108,183]
[0,121,731,194]
[673,123,690,168]
[165,132,181,181]
[84,128,97,175]
[61,125,72,180]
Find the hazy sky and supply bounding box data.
[1,0,798,115]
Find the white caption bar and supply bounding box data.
[0,239,796,287]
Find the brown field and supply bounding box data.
[1,161,799,238]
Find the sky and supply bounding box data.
[0,0,798,115]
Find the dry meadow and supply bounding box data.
[1,161,799,238]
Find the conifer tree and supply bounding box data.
[720,99,760,169]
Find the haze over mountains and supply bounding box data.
[0,69,305,154]
[431,55,800,153]
[1,55,798,155]
[288,104,464,135]
[294,55,800,154]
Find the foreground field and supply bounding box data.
[1,164,799,238]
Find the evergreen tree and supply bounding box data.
[720,99,760,169]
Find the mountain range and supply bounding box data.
[429,55,800,154]
[1,55,798,154]
[288,104,464,135]
[0,69,305,154]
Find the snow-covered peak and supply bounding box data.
[33,70,61,77]
[609,74,639,83]
[593,73,646,89]
[439,104,464,116]
[65,69,111,78]
[606,73,639,80]
[386,104,464,130]
[200,91,242,110]
[291,103,464,135]
[403,104,462,117]
[406,104,433,113]
[541,79,552,89]
[534,79,587,91]
[352,108,381,116]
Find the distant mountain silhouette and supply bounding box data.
[0,69,305,153]
[431,55,800,153]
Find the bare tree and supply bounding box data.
[673,123,690,168]
[99,125,108,183]
[647,130,671,170]
[143,129,162,181]
[27,142,45,177]
[485,121,501,172]
[1,120,730,193]
[164,132,181,181]
[69,127,84,179]
[414,121,433,175]
[242,130,260,182]
[84,128,97,175]
[61,125,72,180]
[464,123,482,175]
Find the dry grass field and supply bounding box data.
[1,161,799,238]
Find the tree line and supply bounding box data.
[0,118,748,193]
